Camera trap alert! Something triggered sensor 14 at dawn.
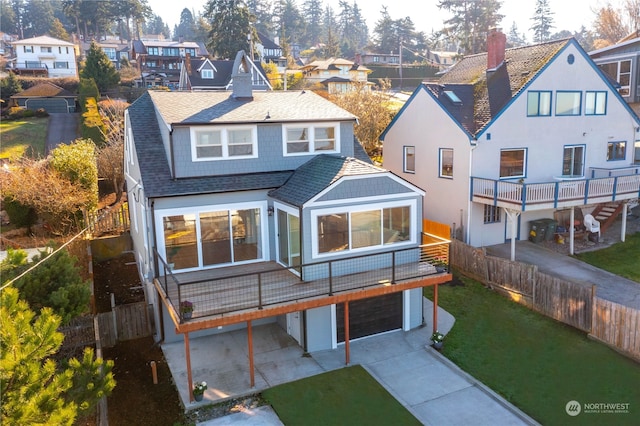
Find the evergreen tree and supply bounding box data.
[438,0,504,54]
[204,0,256,59]
[373,6,396,54]
[49,17,70,41]
[0,0,17,38]
[0,71,22,103]
[507,21,527,47]
[0,286,115,425]
[246,0,273,35]
[302,0,323,46]
[322,5,341,58]
[81,41,120,94]
[23,0,55,38]
[530,0,555,43]
[174,8,196,40]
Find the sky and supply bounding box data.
[146,0,612,43]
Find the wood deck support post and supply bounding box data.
[344,302,350,365]
[185,332,194,402]
[248,320,255,388]
[621,202,628,243]
[433,284,439,334]
[569,206,575,256]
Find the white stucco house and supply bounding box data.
[10,35,78,78]
[124,51,451,400]
[382,30,640,259]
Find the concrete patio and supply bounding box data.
[162,298,538,425]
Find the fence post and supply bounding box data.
[391,251,396,283]
[532,265,538,308]
[110,293,118,342]
[591,285,597,334]
[328,262,333,296]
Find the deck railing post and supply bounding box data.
[328,262,333,296]
[258,273,263,309]
[391,251,396,283]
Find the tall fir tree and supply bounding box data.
[204,0,256,59]
[81,41,120,94]
[530,0,555,43]
[438,0,504,54]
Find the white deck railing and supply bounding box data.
[471,174,640,211]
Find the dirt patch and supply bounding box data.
[93,252,144,313]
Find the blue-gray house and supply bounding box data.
[125,51,451,401]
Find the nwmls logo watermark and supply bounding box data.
[565,400,630,416]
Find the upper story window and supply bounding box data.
[563,145,585,176]
[585,91,607,115]
[556,91,582,116]
[40,46,52,53]
[192,126,257,160]
[500,148,526,179]
[147,47,159,55]
[283,124,339,155]
[103,47,116,60]
[339,66,349,75]
[24,46,33,53]
[635,141,640,164]
[439,148,453,178]
[373,56,380,62]
[607,141,626,161]
[527,91,551,116]
[403,146,415,173]
[184,48,196,57]
[201,68,213,79]
[164,47,179,56]
[599,60,631,96]
[54,62,69,69]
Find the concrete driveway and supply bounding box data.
[45,113,80,154]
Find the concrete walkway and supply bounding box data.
[162,299,537,426]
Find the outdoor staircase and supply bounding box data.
[590,202,625,233]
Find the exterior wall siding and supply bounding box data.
[316,176,414,202]
[305,305,333,352]
[171,122,355,178]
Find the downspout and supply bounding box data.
[150,200,164,343]
[169,125,176,180]
[299,205,307,352]
[466,137,478,244]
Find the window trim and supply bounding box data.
[607,141,626,161]
[526,91,552,117]
[191,125,258,161]
[439,148,453,179]
[483,205,501,224]
[555,90,582,116]
[584,91,607,116]
[562,144,585,177]
[311,199,416,259]
[282,123,340,156]
[201,68,213,79]
[156,201,269,272]
[403,146,415,173]
[499,148,527,179]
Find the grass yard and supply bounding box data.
[262,365,421,426]
[0,117,48,159]
[575,232,640,282]
[424,276,640,425]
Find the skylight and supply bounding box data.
[444,90,462,104]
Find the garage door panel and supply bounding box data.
[336,292,403,343]
[25,98,68,113]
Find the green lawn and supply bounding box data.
[0,117,49,159]
[262,365,421,426]
[575,232,640,282]
[424,276,640,426]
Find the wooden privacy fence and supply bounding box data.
[85,203,130,237]
[61,302,152,350]
[450,239,639,360]
[96,302,153,348]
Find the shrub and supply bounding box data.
[35,108,49,117]
[22,109,34,118]
[7,106,25,119]
[2,197,38,230]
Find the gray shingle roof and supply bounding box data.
[268,154,385,207]
[148,90,357,125]
[437,38,571,134]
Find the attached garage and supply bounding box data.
[336,293,403,343]
[10,82,77,113]
[25,98,71,113]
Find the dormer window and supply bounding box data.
[201,69,213,79]
[283,123,339,155]
[192,126,257,160]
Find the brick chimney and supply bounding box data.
[487,28,506,71]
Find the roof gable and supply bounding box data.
[13,35,74,46]
[11,82,75,98]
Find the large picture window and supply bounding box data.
[500,149,526,178]
[439,148,453,178]
[585,91,607,115]
[527,91,552,116]
[563,145,585,176]
[556,91,582,116]
[192,126,256,160]
[607,141,626,161]
[284,124,338,155]
[161,203,264,271]
[315,203,413,256]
